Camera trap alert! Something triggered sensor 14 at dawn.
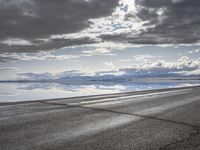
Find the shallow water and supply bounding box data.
[0,80,199,102]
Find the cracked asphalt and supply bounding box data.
[0,86,200,150]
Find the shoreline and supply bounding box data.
[1,84,200,106]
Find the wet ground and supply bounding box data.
[0,86,200,150]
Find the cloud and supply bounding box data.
[131,0,200,44]
[0,0,200,62]
[0,0,119,54]
[195,49,200,53]
[0,41,134,62]
[120,56,200,77]
[188,49,200,54]
[0,36,97,54]
[133,55,157,62]
[0,51,79,62]
[95,70,126,76]
[77,41,133,57]
[19,72,53,80]
[0,67,19,71]
[82,48,114,56]
[0,38,33,46]
[103,62,116,69]
[0,0,119,40]
[19,70,87,80]
[184,69,200,76]
[100,0,200,44]
[14,56,200,81]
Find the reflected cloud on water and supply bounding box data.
[0,80,200,102]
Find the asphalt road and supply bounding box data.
[1,86,200,150]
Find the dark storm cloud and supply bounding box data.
[135,0,200,44]
[0,37,96,54]
[0,0,119,57]
[1,0,200,58]
[102,0,200,44]
[0,0,119,40]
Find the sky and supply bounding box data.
[0,0,200,80]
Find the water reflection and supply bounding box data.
[0,80,199,102]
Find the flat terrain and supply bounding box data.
[1,86,200,150]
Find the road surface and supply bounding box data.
[1,86,200,150]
